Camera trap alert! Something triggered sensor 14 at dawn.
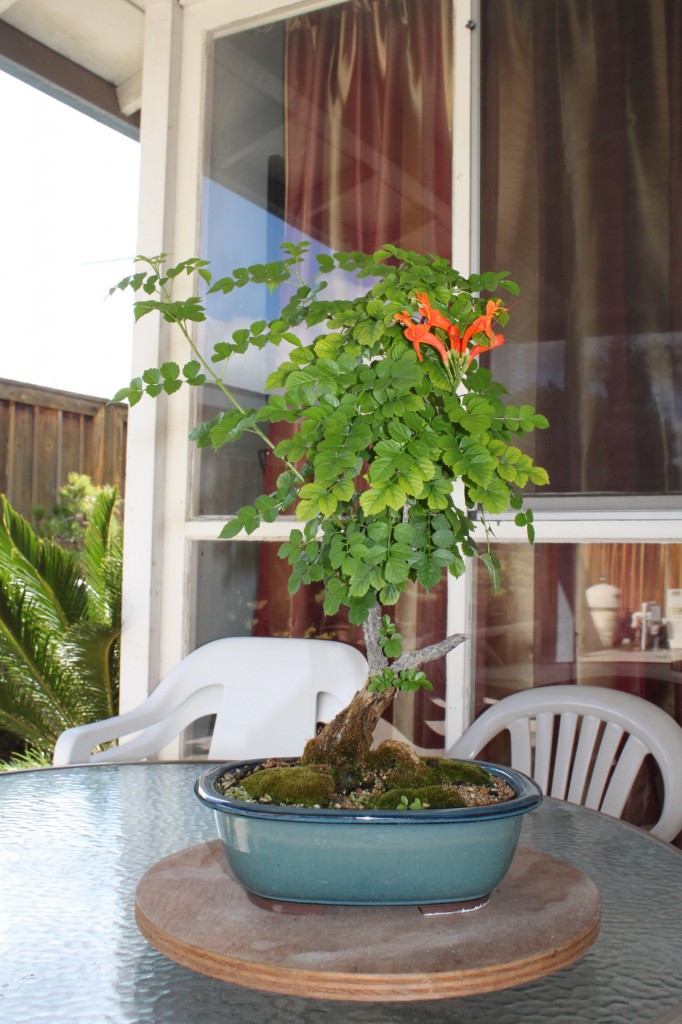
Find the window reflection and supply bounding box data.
[473,542,682,836]
[474,543,682,718]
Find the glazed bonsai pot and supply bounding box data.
[195,759,542,909]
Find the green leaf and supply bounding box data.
[348,592,378,625]
[382,636,403,659]
[182,359,202,380]
[322,577,348,616]
[467,475,512,514]
[209,409,259,449]
[414,555,442,590]
[314,332,344,358]
[378,582,403,605]
[359,481,407,515]
[369,455,398,484]
[236,506,260,535]
[331,478,355,501]
[317,491,338,516]
[112,382,143,406]
[384,558,410,584]
[367,521,391,543]
[296,483,338,519]
[460,396,495,434]
[354,319,385,347]
[432,548,456,567]
[397,468,426,497]
[316,253,335,272]
[160,361,180,381]
[479,551,501,593]
[219,519,244,540]
[528,466,550,486]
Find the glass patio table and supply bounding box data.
[1,762,681,1024]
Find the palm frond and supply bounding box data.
[60,621,120,721]
[81,488,122,625]
[0,586,90,745]
[0,494,123,759]
[103,552,123,631]
[0,495,42,564]
[0,497,89,628]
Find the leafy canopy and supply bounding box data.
[113,244,549,687]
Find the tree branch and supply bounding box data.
[392,632,469,672]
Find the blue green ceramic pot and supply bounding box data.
[195,759,541,908]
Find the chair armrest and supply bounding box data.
[53,704,163,765]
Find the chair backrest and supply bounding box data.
[448,684,682,841]
[53,637,368,765]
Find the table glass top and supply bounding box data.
[1,762,681,1024]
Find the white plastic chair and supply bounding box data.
[53,637,368,765]
[449,684,682,841]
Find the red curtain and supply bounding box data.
[284,0,452,255]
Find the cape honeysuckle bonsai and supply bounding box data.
[112,243,548,809]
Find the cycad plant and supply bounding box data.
[0,489,122,763]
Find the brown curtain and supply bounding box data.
[254,0,453,749]
[481,0,682,494]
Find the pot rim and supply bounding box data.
[195,758,543,824]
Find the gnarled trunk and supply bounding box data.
[302,602,468,770]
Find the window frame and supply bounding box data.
[122,0,681,754]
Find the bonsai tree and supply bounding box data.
[112,243,548,802]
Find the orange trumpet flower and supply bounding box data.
[395,294,507,370]
[394,311,450,364]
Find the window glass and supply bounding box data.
[189,540,447,751]
[481,0,682,496]
[473,542,682,833]
[474,543,682,714]
[195,1,453,516]
[188,0,454,751]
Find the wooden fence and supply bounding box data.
[0,378,127,521]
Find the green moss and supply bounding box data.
[378,758,495,792]
[240,765,336,807]
[382,765,432,789]
[369,786,468,810]
[366,739,423,772]
[433,760,495,786]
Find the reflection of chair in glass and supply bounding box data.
[53,637,368,766]
[449,684,682,841]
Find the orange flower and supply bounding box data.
[467,331,506,367]
[394,311,449,364]
[462,299,506,366]
[414,293,463,354]
[395,294,506,370]
[461,298,503,344]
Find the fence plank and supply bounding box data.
[0,378,127,521]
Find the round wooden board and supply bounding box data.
[135,840,600,1002]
